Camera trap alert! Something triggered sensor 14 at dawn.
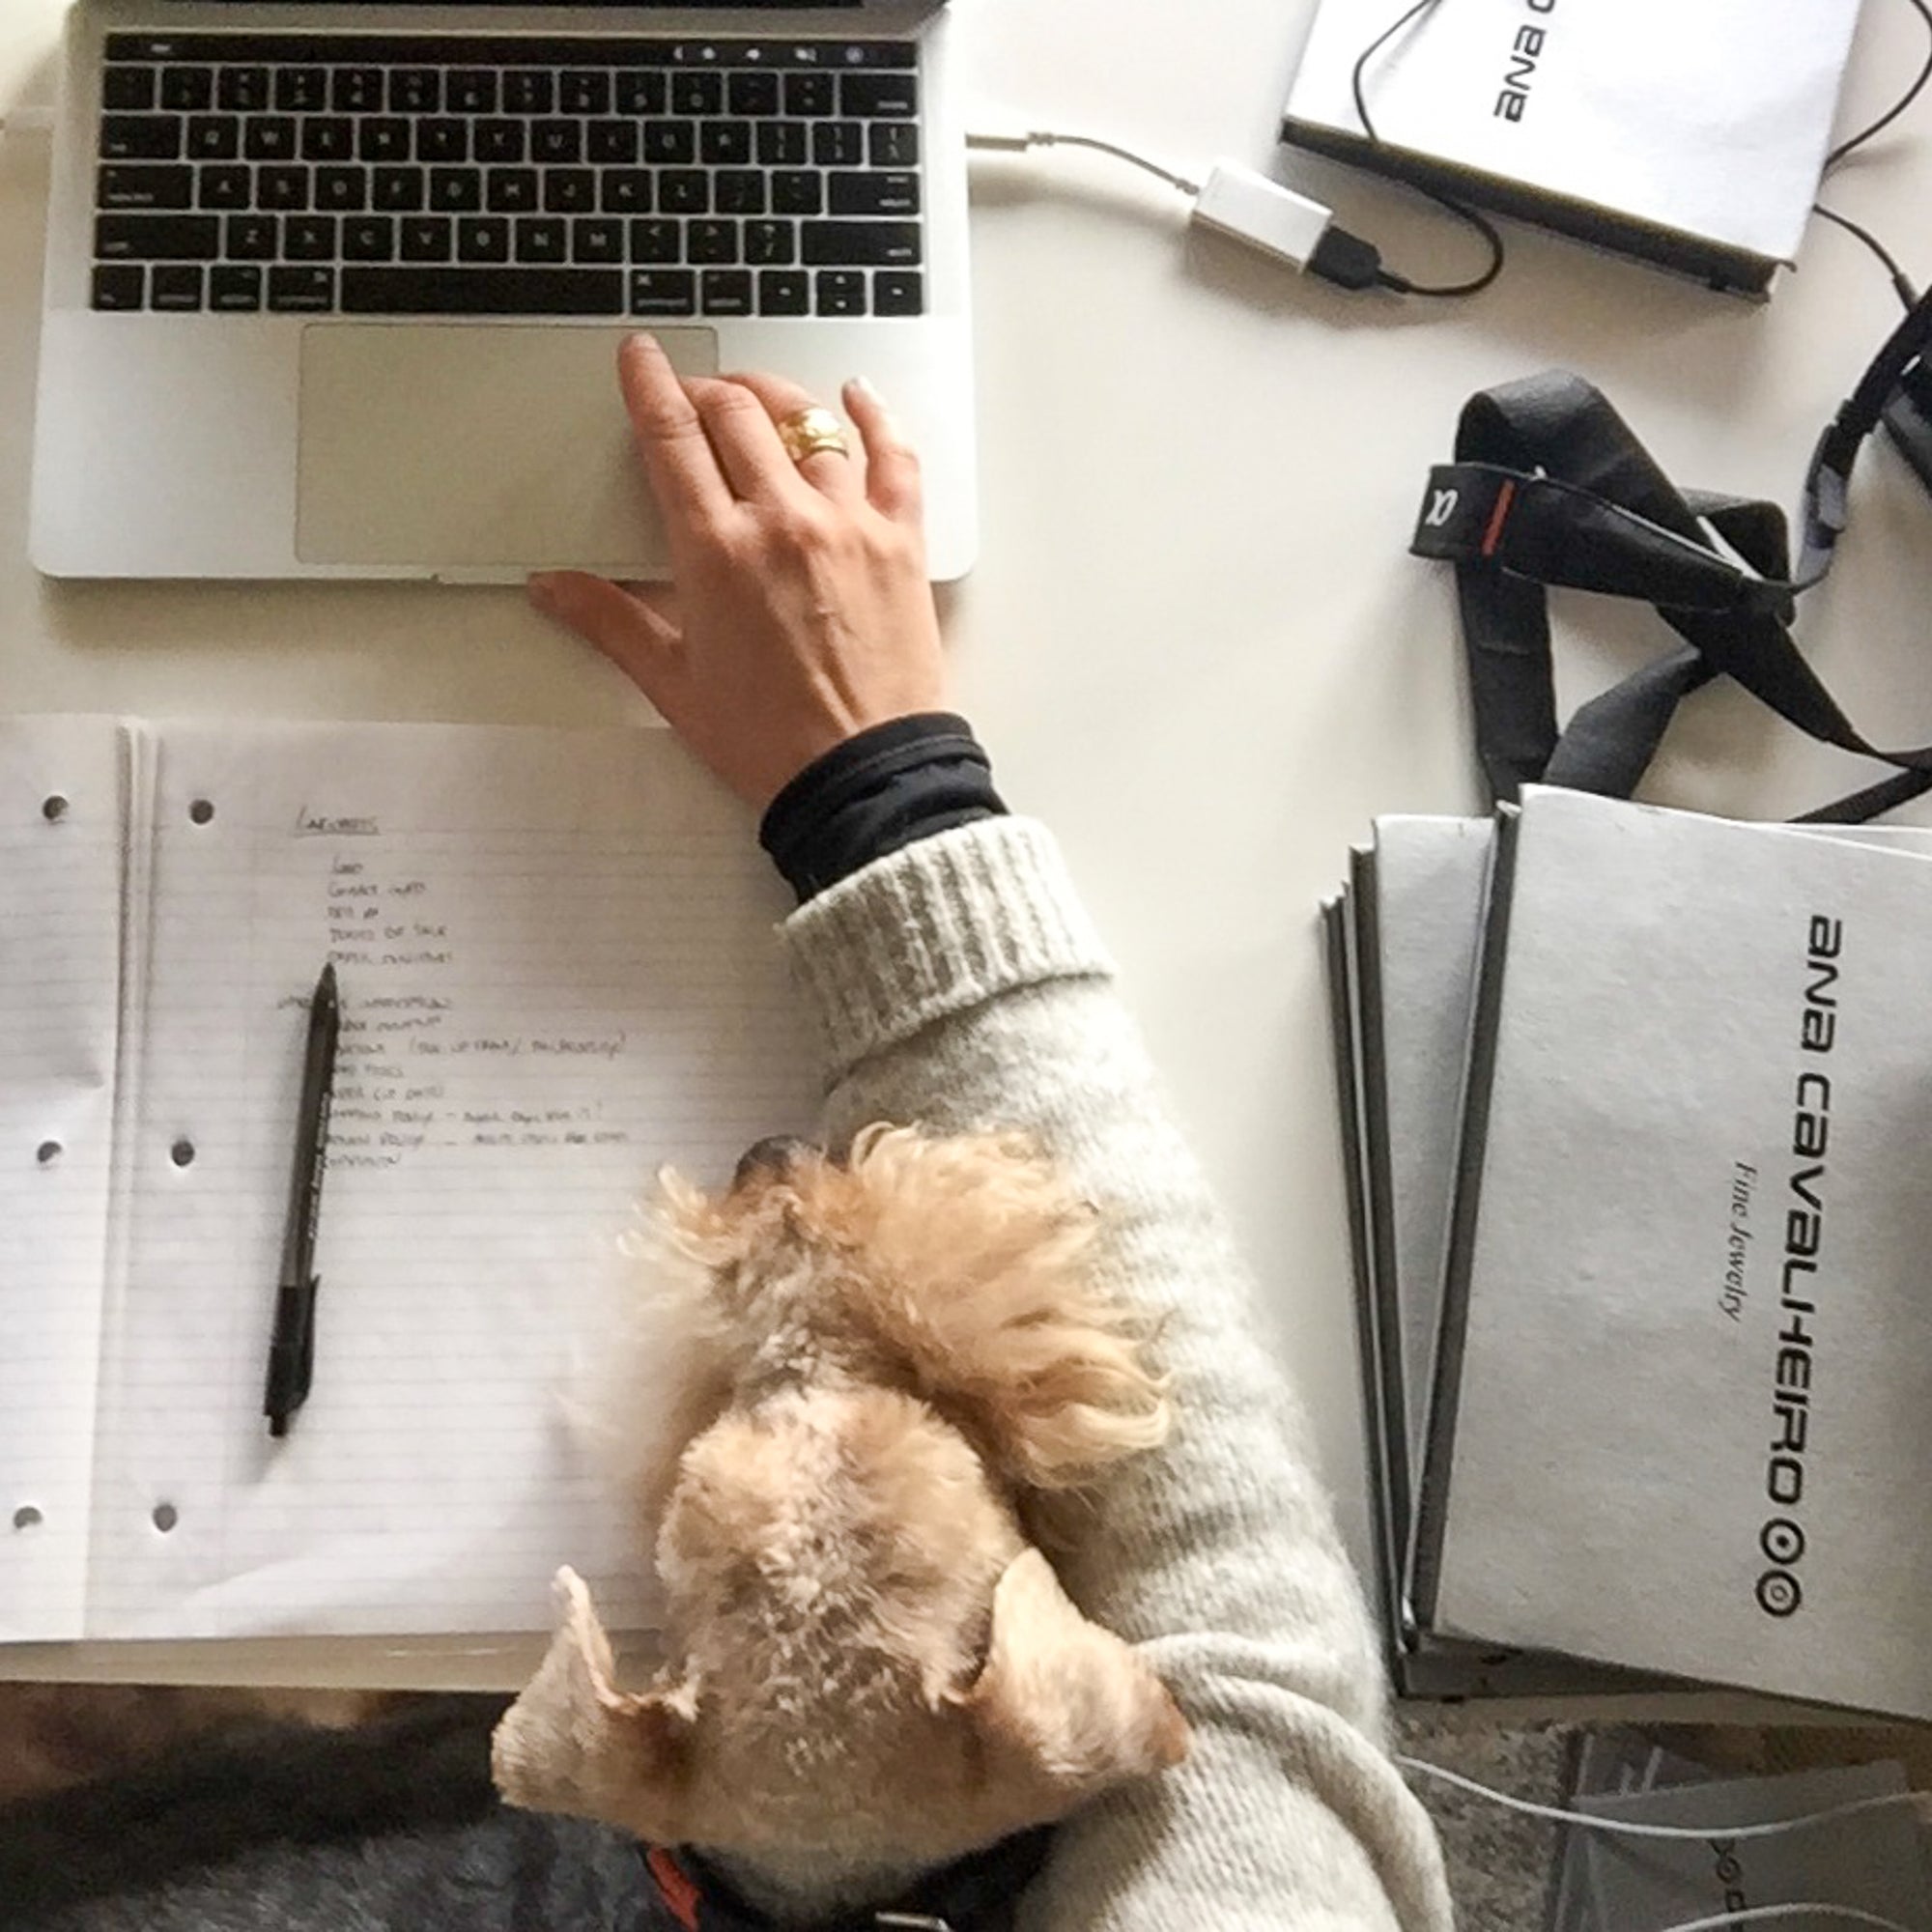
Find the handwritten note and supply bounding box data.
[0,719,126,1641]
[87,723,819,1640]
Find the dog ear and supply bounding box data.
[492,1568,697,1838]
[951,1549,1188,1805]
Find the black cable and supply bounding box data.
[1348,0,1506,298]
[1811,0,1932,308]
[1811,204,1919,308]
[1824,0,1932,170]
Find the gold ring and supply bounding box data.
[777,405,850,465]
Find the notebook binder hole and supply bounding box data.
[42,795,68,822]
[12,1506,42,1531]
[188,799,215,825]
[170,1138,195,1168]
[152,1503,178,1533]
[36,1141,61,1165]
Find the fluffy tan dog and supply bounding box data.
[492,1124,1189,1916]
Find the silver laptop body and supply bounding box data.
[31,2,974,582]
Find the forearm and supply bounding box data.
[779,819,1452,1932]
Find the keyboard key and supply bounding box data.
[401,216,454,262]
[388,69,440,114]
[773,171,821,215]
[342,267,624,314]
[159,68,213,112]
[601,170,653,214]
[225,213,278,260]
[811,122,862,168]
[630,218,679,264]
[96,213,219,259]
[102,66,157,112]
[830,170,920,216]
[216,67,270,113]
[446,71,497,115]
[269,265,336,312]
[630,269,696,316]
[688,218,737,265]
[803,219,919,266]
[101,114,182,159]
[196,164,250,211]
[274,68,329,113]
[516,217,567,264]
[260,165,311,211]
[488,168,540,213]
[703,121,753,166]
[316,166,369,213]
[670,72,723,116]
[331,69,384,115]
[785,72,836,117]
[92,262,146,310]
[358,119,411,162]
[814,268,866,316]
[615,71,666,116]
[544,169,596,214]
[284,214,338,261]
[343,214,396,262]
[303,117,354,161]
[715,170,766,214]
[210,263,264,311]
[458,216,511,263]
[532,121,582,165]
[559,71,611,115]
[757,122,808,167]
[475,120,526,164]
[744,218,794,266]
[99,163,193,210]
[502,71,554,116]
[186,116,240,161]
[429,168,483,213]
[419,120,469,164]
[245,116,298,161]
[587,121,638,165]
[373,166,424,213]
[874,269,923,316]
[659,170,708,214]
[757,269,808,316]
[868,121,920,168]
[728,71,781,117]
[842,71,918,118]
[572,217,624,264]
[151,263,204,310]
[643,122,696,165]
[701,269,753,316]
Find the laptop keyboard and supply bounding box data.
[92,34,924,319]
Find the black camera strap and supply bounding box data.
[1408,294,1932,824]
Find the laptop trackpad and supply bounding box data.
[296,325,717,571]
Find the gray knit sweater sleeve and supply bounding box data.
[780,818,1454,1932]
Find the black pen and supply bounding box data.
[266,961,338,1438]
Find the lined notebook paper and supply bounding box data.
[2,719,819,1644]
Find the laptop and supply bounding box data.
[30,4,975,582]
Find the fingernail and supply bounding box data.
[848,375,884,407]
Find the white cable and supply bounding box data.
[1398,1754,1932,1843]
[1648,1908,1918,1932]
[965,128,1199,196]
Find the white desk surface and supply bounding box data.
[4,1,1932,1689]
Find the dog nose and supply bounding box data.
[732,1136,814,1190]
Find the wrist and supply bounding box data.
[759,714,1007,902]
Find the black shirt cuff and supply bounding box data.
[758,712,1007,903]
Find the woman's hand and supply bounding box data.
[528,334,948,810]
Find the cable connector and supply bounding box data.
[1188,159,1391,292]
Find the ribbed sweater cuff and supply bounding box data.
[780,816,1116,1078]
